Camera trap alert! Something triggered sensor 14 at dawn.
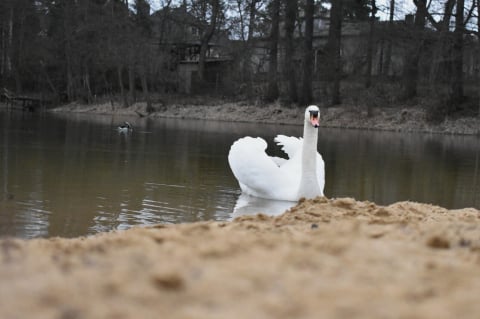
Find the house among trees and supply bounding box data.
[249,9,371,77]
[150,5,233,94]
[149,4,372,97]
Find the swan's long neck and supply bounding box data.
[297,121,320,199]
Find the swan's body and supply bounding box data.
[228,105,325,201]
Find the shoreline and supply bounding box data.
[50,102,480,136]
[2,99,479,135]
[47,100,480,136]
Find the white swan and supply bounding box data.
[228,105,325,201]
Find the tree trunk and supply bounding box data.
[235,0,247,42]
[365,0,376,88]
[64,1,75,101]
[429,0,455,90]
[0,4,13,77]
[402,0,426,99]
[327,0,343,105]
[477,0,480,117]
[244,0,258,98]
[266,0,280,102]
[383,0,394,77]
[83,66,93,104]
[0,20,4,77]
[198,43,208,83]
[6,6,13,75]
[12,2,28,93]
[157,0,173,44]
[247,0,257,42]
[300,0,314,106]
[128,63,135,105]
[117,65,128,108]
[450,0,464,110]
[140,65,153,113]
[198,0,220,82]
[41,62,58,97]
[284,0,298,104]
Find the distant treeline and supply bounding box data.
[0,0,479,120]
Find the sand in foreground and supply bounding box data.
[1,197,480,319]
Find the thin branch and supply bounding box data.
[464,0,476,26]
[413,0,441,30]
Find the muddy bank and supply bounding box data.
[50,100,480,135]
[1,197,480,318]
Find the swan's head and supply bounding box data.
[305,105,320,128]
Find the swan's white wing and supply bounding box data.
[270,156,287,167]
[274,135,302,159]
[228,137,292,199]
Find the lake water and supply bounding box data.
[1,110,479,238]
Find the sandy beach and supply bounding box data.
[1,197,480,318]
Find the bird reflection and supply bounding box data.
[231,193,295,220]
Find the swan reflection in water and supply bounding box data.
[230,193,296,220]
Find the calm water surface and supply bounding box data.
[1,110,479,238]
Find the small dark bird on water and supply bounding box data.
[117,121,133,133]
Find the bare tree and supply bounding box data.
[198,0,221,81]
[265,0,280,102]
[63,0,76,101]
[300,0,314,105]
[412,0,470,114]
[234,0,248,42]
[365,0,376,89]
[139,64,153,113]
[128,63,136,105]
[284,0,298,103]
[246,0,259,41]
[403,0,426,99]
[450,0,465,109]
[382,0,394,77]
[477,0,480,117]
[0,0,13,81]
[233,0,261,97]
[327,0,343,105]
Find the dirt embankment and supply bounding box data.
[50,100,480,135]
[1,197,480,319]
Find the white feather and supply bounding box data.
[274,135,302,159]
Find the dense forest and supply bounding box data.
[0,0,479,121]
